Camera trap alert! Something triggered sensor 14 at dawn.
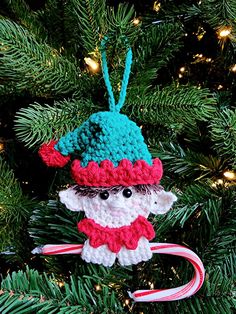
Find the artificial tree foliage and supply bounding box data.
[0,0,235,313]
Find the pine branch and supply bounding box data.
[150,142,229,182]
[71,0,138,54]
[36,0,67,50]
[3,0,48,41]
[203,194,236,278]
[105,3,139,44]
[130,22,184,88]
[29,200,84,246]
[0,267,124,313]
[201,0,236,28]
[125,85,217,127]
[135,22,184,69]
[70,0,106,53]
[0,18,81,97]
[165,268,235,314]
[0,157,36,254]
[153,183,224,249]
[14,97,102,148]
[159,2,201,22]
[210,108,236,164]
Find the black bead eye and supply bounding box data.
[123,188,132,198]
[99,191,109,200]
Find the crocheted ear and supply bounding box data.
[150,190,177,215]
[59,186,83,211]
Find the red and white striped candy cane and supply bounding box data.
[32,242,205,302]
[32,244,83,255]
[128,243,205,302]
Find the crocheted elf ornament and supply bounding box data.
[39,38,176,267]
[36,37,204,301]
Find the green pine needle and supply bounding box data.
[210,108,236,163]
[14,97,101,148]
[0,18,81,96]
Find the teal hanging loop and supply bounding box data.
[100,36,132,113]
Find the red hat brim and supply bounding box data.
[71,158,163,187]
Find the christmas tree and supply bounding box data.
[0,0,235,313]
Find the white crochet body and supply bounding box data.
[59,186,177,266]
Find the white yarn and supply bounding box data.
[81,237,152,267]
[81,239,116,267]
[117,237,152,266]
[59,186,177,228]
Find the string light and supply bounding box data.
[149,282,154,289]
[124,299,130,305]
[0,142,4,152]
[178,73,183,78]
[58,282,64,288]
[84,57,99,72]
[224,171,236,180]
[195,26,206,41]
[218,27,231,38]
[95,284,101,291]
[133,18,141,25]
[212,179,224,187]
[117,82,121,92]
[46,60,52,66]
[217,84,223,90]
[179,67,185,73]
[192,54,213,64]
[153,1,161,12]
[230,64,236,72]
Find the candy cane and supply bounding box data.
[32,244,83,255]
[32,242,204,302]
[128,243,205,302]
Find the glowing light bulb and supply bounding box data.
[153,1,161,12]
[218,27,231,38]
[124,299,130,305]
[230,64,236,72]
[133,18,140,25]
[84,57,99,72]
[0,142,4,152]
[178,73,183,78]
[180,67,185,73]
[224,171,236,180]
[95,284,101,291]
[150,282,154,289]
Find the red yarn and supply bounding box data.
[78,215,155,253]
[71,158,163,187]
[39,140,70,167]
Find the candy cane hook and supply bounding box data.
[32,242,205,302]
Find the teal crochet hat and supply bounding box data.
[55,111,152,167]
[39,37,163,186]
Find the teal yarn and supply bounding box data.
[101,37,132,113]
[55,37,153,167]
[55,111,152,167]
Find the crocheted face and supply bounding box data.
[59,185,177,228]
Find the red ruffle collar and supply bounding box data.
[78,215,155,253]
